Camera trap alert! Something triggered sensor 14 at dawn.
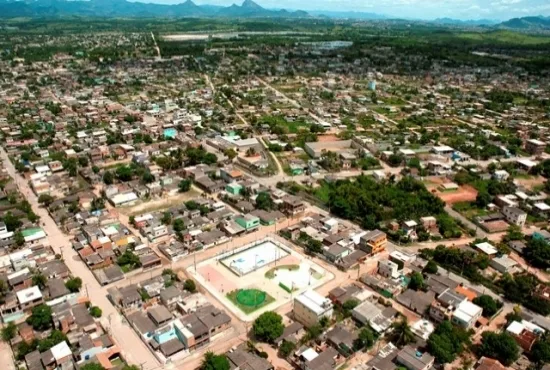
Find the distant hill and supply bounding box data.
[499,16,550,30]
[0,0,308,18]
[432,18,498,26]
[307,10,387,20]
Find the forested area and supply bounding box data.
[316,176,461,236]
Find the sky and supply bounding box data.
[140,0,550,20]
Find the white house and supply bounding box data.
[294,290,333,328]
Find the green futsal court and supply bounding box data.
[236,289,266,306]
[227,288,275,314]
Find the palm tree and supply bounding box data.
[201,351,215,370]
[390,317,415,347]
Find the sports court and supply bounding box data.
[221,240,289,276]
[189,236,334,321]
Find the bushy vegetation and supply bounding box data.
[427,321,472,364]
[252,311,284,343]
[317,176,450,231]
[478,331,520,366]
[473,295,503,318]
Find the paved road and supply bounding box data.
[0,149,161,370]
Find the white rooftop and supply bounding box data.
[475,242,498,255]
[399,149,416,156]
[295,290,333,315]
[324,218,338,227]
[35,165,50,173]
[301,348,318,362]
[111,192,138,205]
[534,202,550,211]
[389,250,413,262]
[453,300,482,322]
[411,319,435,340]
[507,320,545,335]
[50,341,72,361]
[8,267,30,280]
[517,158,538,168]
[507,321,524,335]
[16,286,42,304]
[432,145,454,152]
[101,226,119,236]
[134,214,154,223]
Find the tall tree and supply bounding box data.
[253,311,284,343]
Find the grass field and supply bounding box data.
[453,201,490,219]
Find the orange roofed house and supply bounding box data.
[359,230,387,255]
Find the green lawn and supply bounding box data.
[265,264,300,279]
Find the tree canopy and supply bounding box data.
[65,277,82,293]
[279,339,296,357]
[531,337,550,366]
[427,321,472,364]
[473,295,502,318]
[81,364,106,370]
[253,311,284,343]
[184,279,197,293]
[524,237,550,270]
[178,179,192,193]
[27,304,53,330]
[408,272,425,291]
[478,331,519,366]
[200,351,230,370]
[353,327,375,351]
[320,176,447,230]
[497,273,550,316]
[256,192,274,210]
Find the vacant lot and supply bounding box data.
[120,188,202,216]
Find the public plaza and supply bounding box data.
[188,236,334,321]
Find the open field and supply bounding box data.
[426,178,478,204]
[119,188,202,216]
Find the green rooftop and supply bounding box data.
[21,228,44,237]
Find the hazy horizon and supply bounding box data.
[128,0,550,20]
